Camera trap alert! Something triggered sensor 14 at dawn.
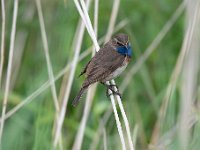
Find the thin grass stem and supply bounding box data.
[0,0,6,88]
[35,0,59,116]
[53,21,86,147]
[151,1,200,145]
[103,127,107,150]
[0,0,18,143]
[179,1,200,150]
[71,0,99,149]
[53,0,92,147]
[35,0,62,147]
[72,84,97,150]
[120,2,185,93]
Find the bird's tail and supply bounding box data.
[72,86,87,107]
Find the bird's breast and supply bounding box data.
[110,64,127,79]
[104,58,129,81]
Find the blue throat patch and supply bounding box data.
[116,43,132,57]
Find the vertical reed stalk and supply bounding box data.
[0,0,6,88]
[0,0,18,143]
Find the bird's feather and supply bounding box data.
[79,60,91,77]
[72,85,88,107]
[83,42,125,85]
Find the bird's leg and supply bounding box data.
[100,82,122,98]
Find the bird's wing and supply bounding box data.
[83,43,125,87]
[79,60,91,77]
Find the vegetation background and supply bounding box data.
[0,0,200,150]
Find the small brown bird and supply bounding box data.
[72,33,132,106]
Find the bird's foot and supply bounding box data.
[100,82,122,98]
[106,86,122,98]
[108,84,119,89]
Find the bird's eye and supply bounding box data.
[117,41,124,46]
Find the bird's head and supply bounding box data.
[113,33,132,58]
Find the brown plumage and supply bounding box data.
[72,33,131,106]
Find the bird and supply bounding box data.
[72,33,132,106]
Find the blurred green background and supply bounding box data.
[2,0,199,150]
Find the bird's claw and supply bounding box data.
[101,82,122,98]
[106,86,122,98]
[108,84,119,89]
